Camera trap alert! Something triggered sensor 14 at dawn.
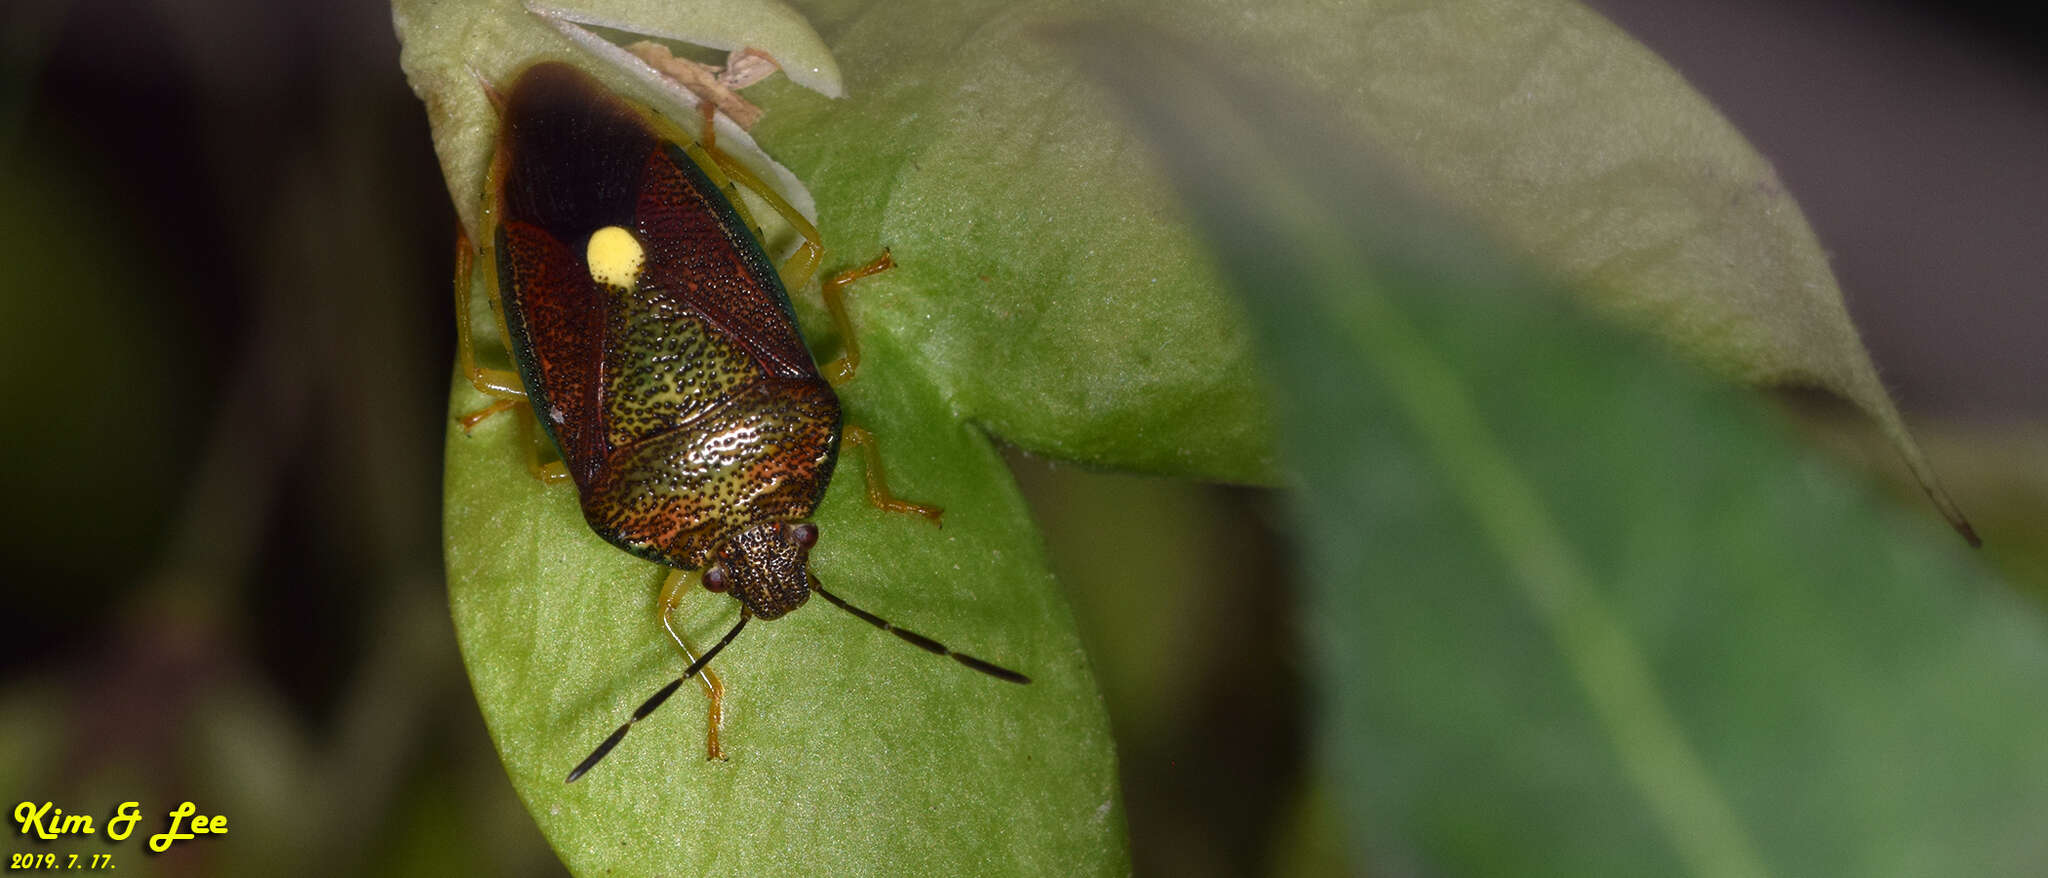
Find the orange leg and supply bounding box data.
[457,397,518,433]
[451,230,526,408]
[842,424,942,526]
[656,568,727,760]
[691,141,823,292]
[458,398,568,483]
[821,250,897,385]
[515,412,571,485]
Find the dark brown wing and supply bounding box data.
[493,62,653,487]
[498,220,608,486]
[492,62,819,485]
[632,143,816,380]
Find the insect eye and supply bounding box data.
[703,566,728,592]
[792,523,819,548]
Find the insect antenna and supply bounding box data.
[809,580,1030,684]
[566,613,751,783]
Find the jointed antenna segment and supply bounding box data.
[566,614,751,782]
[811,582,1030,684]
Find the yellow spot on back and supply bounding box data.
[587,226,644,289]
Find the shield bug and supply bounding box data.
[450,61,1028,783]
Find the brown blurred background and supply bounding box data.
[0,0,2040,874]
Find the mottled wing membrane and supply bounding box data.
[634,146,816,380]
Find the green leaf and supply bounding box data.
[443,329,1123,876]
[409,2,1124,875]
[1070,27,2048,877]
[746,0,1279,481]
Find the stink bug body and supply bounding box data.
[451,61,1027,782]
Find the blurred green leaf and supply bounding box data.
[1072,26,2048,877]
[1791,420,2048,608]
